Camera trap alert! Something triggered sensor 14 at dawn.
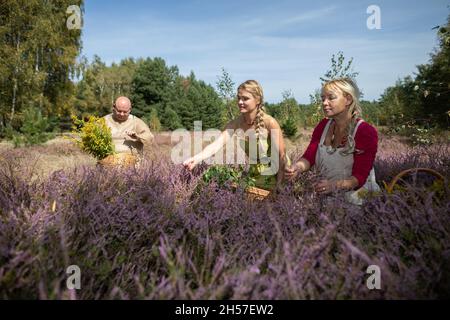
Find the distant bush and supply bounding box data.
[281,117,298,138]
[387,119,439,146]
[146,109,162,133]
[5,107,54,147]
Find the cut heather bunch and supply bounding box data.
[71,115,115,160]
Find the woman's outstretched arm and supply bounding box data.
[183,120,236,170]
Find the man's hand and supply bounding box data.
[125,130,139,141]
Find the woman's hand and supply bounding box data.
[183,157,197,171]
[284,162,301,180]
[313,179,337,194]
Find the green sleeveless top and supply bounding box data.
[238,131,290,191]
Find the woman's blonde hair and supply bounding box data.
[237,80,266,136]
[322,77,362,118]
[322,78,363,155]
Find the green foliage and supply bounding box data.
[411,127,434,146]
[308,89,325,126]
[281,117,298,138]
[202,166,241,186]
[71,115,115,160]
[146,108,162,132]
[413,19,450,128]
[201,165,256,189]
[131,57,178,120]
[132,61,224,130]
[20,106,52,146]
[216,68,238,122]
[360,100,382,126]
[388,120,436,146]
[266,90,309,132]
[320,51,359,84]
[75,56,143,116]
[3,125,25,148]
[379,14,450,130]
[168,73,224,130]
[379,76,423,128]
[4,107,53,147]
[0,0,83,131]
[163,107,183,130]
[183,75,224,130]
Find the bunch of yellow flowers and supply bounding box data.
[71,115,115,160]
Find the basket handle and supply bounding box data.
[386,168,444,193]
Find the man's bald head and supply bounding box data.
[113,96,132,122]
[115,96,132,109]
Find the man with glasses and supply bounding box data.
[103,96,154,158]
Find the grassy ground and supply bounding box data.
[0,131,302,180]
[0,129,425,181]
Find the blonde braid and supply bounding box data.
[237,80,266,160]
[255,104,266,137]
[341,93,362,155]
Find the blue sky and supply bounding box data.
[81,0,449,103]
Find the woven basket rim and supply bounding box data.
[98,153,137,166]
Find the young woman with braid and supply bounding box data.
[183,80,290,191]
[285,78,380,205]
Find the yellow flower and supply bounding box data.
[71,116,115,160]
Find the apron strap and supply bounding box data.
[320,119,364,144]
[320,119,333,145]
[352,119,364,139]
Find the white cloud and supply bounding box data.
[282,6,338,25]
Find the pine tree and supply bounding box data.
[131,57,179,119]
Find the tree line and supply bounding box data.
[0,1,448,145]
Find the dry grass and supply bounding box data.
[0,137,96,182]
[0,130,430,181]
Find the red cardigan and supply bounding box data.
[302,118,378,188]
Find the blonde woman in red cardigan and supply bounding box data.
[285,78,380,205]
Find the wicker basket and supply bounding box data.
[386,168,444,193]
[97,153,137,168]
[230,183,272,201]
[245,185,272,201]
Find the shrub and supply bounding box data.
[5,107,53,147]
[71,115,115,160]
[146,109,161,133]
[281,117,298,138]
[200,165,256,189]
